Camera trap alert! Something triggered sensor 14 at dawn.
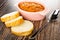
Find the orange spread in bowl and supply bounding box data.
[18,2,45,12]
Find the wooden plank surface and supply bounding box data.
[0,0,60,40]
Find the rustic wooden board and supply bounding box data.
[0,18,60,40]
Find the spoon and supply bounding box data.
[28,9,60,40]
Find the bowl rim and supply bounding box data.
[16,0,49,16]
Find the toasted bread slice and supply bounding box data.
[5,16,24,27]
[1,11,20,22]
[11,20,34,36]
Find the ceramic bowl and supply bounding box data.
[16,0,49,21]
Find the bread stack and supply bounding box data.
[1,11,34,36]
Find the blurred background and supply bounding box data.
[0,0,60,16]
[0,0,60,11]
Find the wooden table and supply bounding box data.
[0,0,60,40]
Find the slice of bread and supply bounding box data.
[11,20,34,36]
[1,11,20,22]
[5,16,24,27]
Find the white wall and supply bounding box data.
[40,0,59,10]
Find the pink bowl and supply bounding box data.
[16,0,49,21]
